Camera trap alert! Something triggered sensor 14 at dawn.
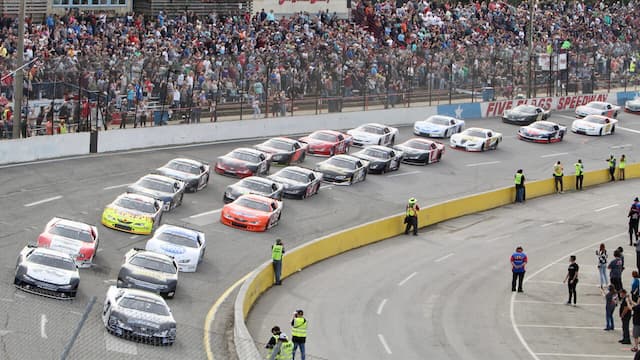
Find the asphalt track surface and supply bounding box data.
[0,109,639,359]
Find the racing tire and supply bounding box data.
[547,136,552,144]
[492,141,499,150]
[329,147,335,157]
[424,158,430,165]
[390,136,395,146]
[614,111,618,119]
[178,193,184,207]
[199,248,205,263]
[444,130,449,138]
[599,128,603,136]
[299,152,306,163]
[362,171,368,182]
[314,183,320,195]
[437,152,442,161]
[611,125,616,134]
[560,132,564,141]
[301,189,308,200]
[378,139,382,145]
[345,145,350,153]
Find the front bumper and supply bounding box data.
[14,276,76,300]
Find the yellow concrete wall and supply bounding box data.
[242,163,640,317]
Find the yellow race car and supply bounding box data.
[102,193,163,235]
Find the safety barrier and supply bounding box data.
[233,163,640,359]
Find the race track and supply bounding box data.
[0,109,639,359]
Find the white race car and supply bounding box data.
[449,127,502,151]
[575,101,620,118]
[347,123,399,147]
[625,97,640,114]
[413,115,465,138]
[571,115,618,136]
[14,245,80,299]
[145,225,206,272]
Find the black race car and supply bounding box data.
[214,148,270,178]
[393,138,445,165]
[117,248,179,298]
[127,174,186,212]
[314,154,369,185]
[223,176,284,203]
[502,105,550,125]
[254,137,309,165]
[268,166,323,199]
[351,145,404,174]
[154,158,210,193]
[14,245,80,299]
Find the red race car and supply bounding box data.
[214,147,271,178]
[298,130,352,156]
[220,194,283,232]
[254,137,309,165]
[37,217,99,268]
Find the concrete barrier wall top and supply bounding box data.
[233,162,640,360]
[0,133,89,164]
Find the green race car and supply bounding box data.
[102,193,163,235]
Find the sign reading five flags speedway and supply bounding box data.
[482,93,612,117]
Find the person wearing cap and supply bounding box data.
[607,155,617,181]
[404,197,420,235]
[629,198,640,246]
[511,246,527,292]
[514,169,525,203]
[265,326,281,359]
[574,159,584,190]
[272,239,285,285]
[291,310,307,360]
[269,332,293,360]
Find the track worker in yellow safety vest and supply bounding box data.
[268,333,294,360]
[265,326,281,359]
[272,239,285,285]
[574,159,584,190]
[553,161,564,193]
[619,154,626,181]
[514,169,525,203]
[404,197,420,235]
[291,310,307,360]
[607,155,616,181]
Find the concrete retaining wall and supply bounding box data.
[233,164,640,360]
[0,132,89,164]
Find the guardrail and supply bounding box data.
[233,164,640,359]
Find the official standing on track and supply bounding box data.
[266,326,282,359]
[629,198,640,247]
[574,159,584,190]
[608,155,617,182]
[619,154,627,181]
[514,169,525,203]
[511,246,527,292]
[564,255,579,306]
[272,239,285,285]
[553,161,564,193]
[404,198,420,236]
[291,309,307,360]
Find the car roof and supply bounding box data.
[587,101,608,106]
[280,166,312,175]
[312,129,341,136]
[359,122,386,129]
[465,127,489,132]
[425,115,456,121]
[139,174,177,184]
[404,137,435,144]
[237,193,276,203]
[51,218,92,231]
[168,158,202,166]
[231,147,264,156]
[118,287,167,303]
[530,120,556,126]
[117,192,157,204]
[364,145,392,152]
[129,249,175,263]
[239,176,275,185]
[269,137,297,144]
[28,246,75,260]
[156,224,199,239]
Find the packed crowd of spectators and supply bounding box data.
[0,0,639,134]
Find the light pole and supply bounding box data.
[527,0,535,98]
[13,0,25,139]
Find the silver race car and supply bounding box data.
[127,174,186,212]
[117,248,179,298]
[102,286,177,345]
[154,158,210,193]
[14,245,80,299]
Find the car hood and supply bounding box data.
[48,236,85,256]
[228,184,269,197]
[575,106,601,114]
[254,144,283,155]
[269,175,303,187]
[572,120,597,128]
[217,156,255,167]
[299,137,331,146]
[316,163,352,175]
[451,134,483,142]
[105,205,154,219]
[504,110,533,117]
[128,186,173,201]
[148,240,193,256]
[156,168,196,181]
[348,130,378,139]
[112,308,174,329]
[520,127,550,135]
[414,122,444,130]
[354,153,385,163]
[125,265,176,283]
[26,263,75,285]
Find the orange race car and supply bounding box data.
[220,194,283,232]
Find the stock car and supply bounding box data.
[571,114,618,136]
[117,248,179,298]
[127,174,185,212]
[413,115,465,138]
[37,217,99,268]
[14,245,80,299]
[517,121,567,143]
[223,176,284,203]
[347,123,399,146]
[154,158,210,193]
[254,137,308,165]
[314,154,369,185]
[625,97,640,114]
[450,127,503,151]
[393,138,445,165]
[298,130,352,156]
[145,225,206,273]
[214,148,270,178]
[352,145,404,174]
[102,286,177,345]
[102,193,163,235]
[268,166,323,199]
[575,101,620,118]
[501,104,550,125]
[220,194,283,232]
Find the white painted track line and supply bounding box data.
[103,183,131,190]
[387,171,420,178]
[24,195,62,207]
[397,272,417,286]
[594,204,618,212]
[376,299,387,315]
[540,152,568,158]
[377,334,392,354]
[189,208,222,219]
[434,253,454,263]
[466,161,500,167]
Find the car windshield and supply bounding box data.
[584,116,606,124]
[28,253,76,271]
[514,105,536,113]
[119,297,170,316]
[235,198,272,212]
[166,161,200,175]
[263,139,292,151]
[428,116,451,125]
[138,178,174,193]
[230,151,260,163]
[363,148,389,159]
[404,140,430,150]
[530,122,553,131]
[49,224,93,242]
[240,179,272,193]
[463,130,487,138]
[309,132,336,142]
[130,254,177,274]
[325,157,356,169]
[114,197,156,213]
[156,231,198,248]
[588,102,606,110]
[360,125,384,134]
[278,169,308,183]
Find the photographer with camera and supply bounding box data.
[291,309,307,360]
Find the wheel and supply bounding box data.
[390,136,395,145]
[299,152,306,163]
[301,188,308,200]
[614,111,618,119]
[599,128,603,136]
[611,125,616,134]
[178,193,184,206]
[329,147,335,156]
[560,132,564,141]
[547,135,552,144]
[314,183,320,195]
[444,130,449,138]
[378,139,382,145]
[436,152,442,161]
